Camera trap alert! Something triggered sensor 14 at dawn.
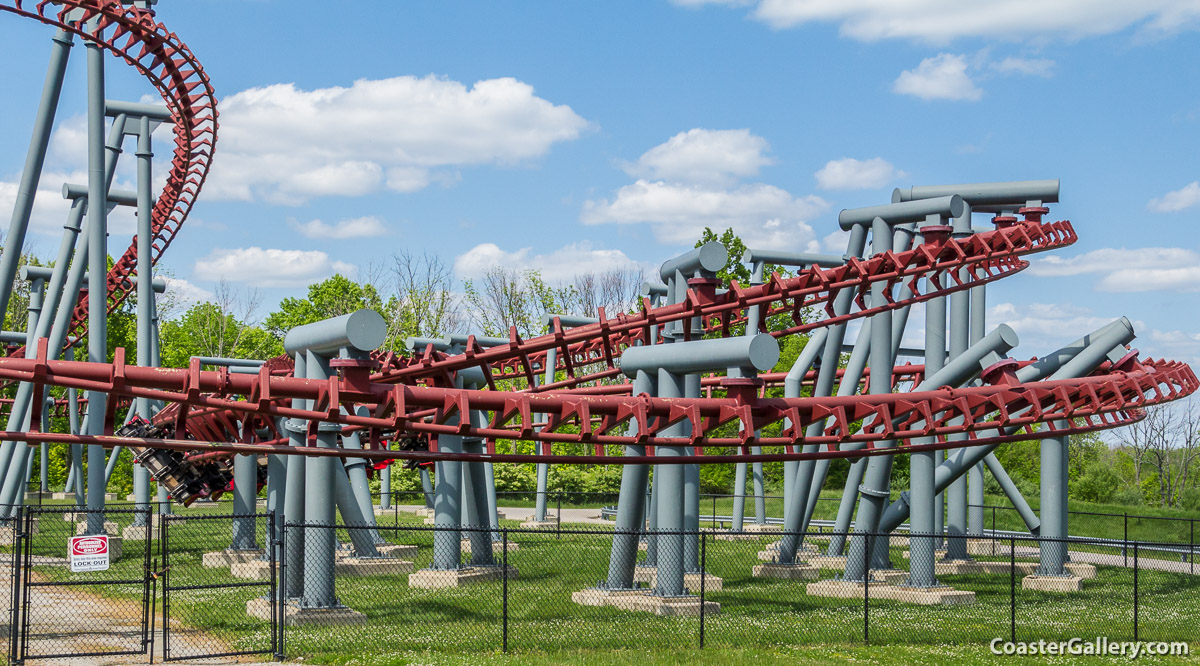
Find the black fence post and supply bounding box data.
[10,506,25,665]
[700,531,707,649]
[1123,513,1129,567]
[502,528,509,653]
[1133,542,1139,643]
[557,492,562,539]
[1009,535,1016,643]
[278,520,286,659]
[863,532,870,646]
[269,510,281,660]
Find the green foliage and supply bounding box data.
[1179,486,1200,511]
[1070,461,1122,504]
[264,274,383,340]
[160,301,280,368]
[695,227,750,286]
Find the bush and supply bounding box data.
[1070,461,1121,504]
[1111,486,1144,507]
[1179,486,1200,512]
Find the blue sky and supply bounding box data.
[1,0,1198,365]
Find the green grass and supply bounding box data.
[8,497,1200,663]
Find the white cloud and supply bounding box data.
[193,247,356,288]
[453,241,646,282]
[581,179,828,249]
[289,216,389,240]
[622,129,773,187]
[162,277,214,309]
[822,229,851,253]
[0,170,138,238]
[814,157,902,190]
[1031,247,1200,292]
[990,57,1055,77]
[989,301,1135,356]
[1147,181,1200,212]
[747,1,1200,43]
[893,53,983,101]
[204,76,589,204]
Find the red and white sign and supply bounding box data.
[68,535,110,572]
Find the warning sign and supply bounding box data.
[68,535,110,572]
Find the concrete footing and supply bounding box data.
[24,491,52,501]
[632,566,723,593]
[572,587,649,608]
[461,538,518,554]
[122,524,161,541]
[336,557,414,576]
[202,549,265,568]
[807,579,975,605]
[1022,574,1084,592]
[807,555,849,569]
[520,520,559,529]
[247,597,366,626]
[408,565,519,589]
[76,521,119,536]
[752,562,820,580]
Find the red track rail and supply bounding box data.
[0,0,217,349]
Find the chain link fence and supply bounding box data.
[0,506,1195,662]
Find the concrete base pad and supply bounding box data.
[336,557,414,576]
[741,523,782,533]
[231,559,275,580]
[122,524,160,541]
[807,555,848,570]
[936,560,1037,576]
[248,598,367,626]
[902,549,948,559]
[520,520,559,529]
[203,549,265,568]
[1022,574,1084,592]
[606,593,720,617]
[967,540,1004,557]
[51,492,72,500]
[408,565,518,589]
[24,491,52,501]
[716,532,764,541]
[571,587,649,608]
[461,539,518,554]
[632,566,723,593]
[415,507,435,517]
[752,563,820,580]
[1066,562,1097,579]
[76,521,119,536]
[757,543,819,561]
[869,569,909,585]
[374,543,419,559]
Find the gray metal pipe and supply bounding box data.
[84,31,112,537]
[658,242,727,282]
[104,99,172,122]
[944,203,973,560]
[654,369,687,597]
[893,179,1059,211]
[284,309,386,355]
[282,354,307,599]
[838,195,965,229]
[131,113,155,526]
[333,460,379,556]
[0,29,73,321]
[620,333,779,377]
[301,350,339,608]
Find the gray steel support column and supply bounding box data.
[231,449,258,550]
[982,453,1040,530]
[267,452,286,548]
[70,384,84,508]
[333,461,379,556]
[776,227,869,564]
[934,450,944,548]
[944,203,973,560]
[432,430,464,569]
[0,29,73,319]
[131,113,154,526]
[282,354,307,599]
[826,460,866,556]
[877,319,1135,535]
[461,438,494,566]
[842,217,898,582]
[908,229,947,586]
[484,462,500,542]
[654,368,686,597]
[644,466,659,566]
[683,374,700,573]
[732,459,748,532]
[301,350,338,608]
[151,296,170,515]
[533,347,556,522]
[339,409,383,541]
[379,463,391,509]
[968,272,987,537]
[84,29,110,537]
[605,370,653,588]
[420,467,434,508]
[1039,428,1069,575]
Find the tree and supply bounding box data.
[263,274,383,341]
[1115,400,1200,507]
[160,281,279,367]
[567,265,646,317]
[462,267,567,338]
[384,250,463,348]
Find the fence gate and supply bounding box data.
[161,511,277,661]
[14,506,153,663]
